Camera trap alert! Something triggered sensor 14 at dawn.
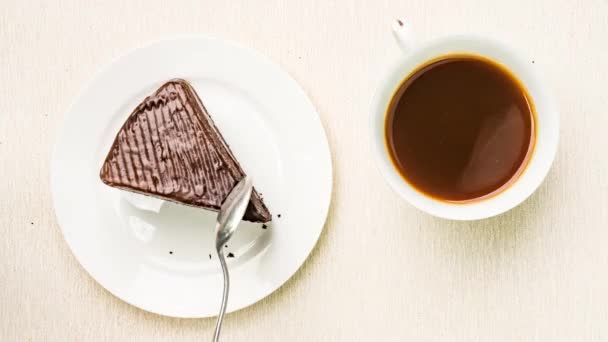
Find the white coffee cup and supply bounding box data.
[370,20,559,220]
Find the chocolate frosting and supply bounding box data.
[99,79,271,223]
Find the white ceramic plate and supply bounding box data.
[51,37,332,318]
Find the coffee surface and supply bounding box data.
[386,55,534,202]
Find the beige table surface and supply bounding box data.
[2,0,608,341]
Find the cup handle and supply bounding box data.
[392,19,416,53]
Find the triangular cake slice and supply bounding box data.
[99,79,271,223]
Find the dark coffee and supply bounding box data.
[385,55,535,202]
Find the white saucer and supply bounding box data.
[51,37,332,318]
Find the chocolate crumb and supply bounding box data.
[225,245,228,248]
[277,214,281,218]
[169,251,173,254]
[30,222,33,225]
[262,224,267,229]
[532,60,535,64]
[209,254,212,259]
[227,253,235,258]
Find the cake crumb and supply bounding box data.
[262,224,267,229]
[209,254,212,259]
[227,253,235,258]
[277,214,281,218]
[169,251,173,254]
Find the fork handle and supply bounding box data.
[213,248,230,342]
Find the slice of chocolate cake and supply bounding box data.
[99,79,271,223]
